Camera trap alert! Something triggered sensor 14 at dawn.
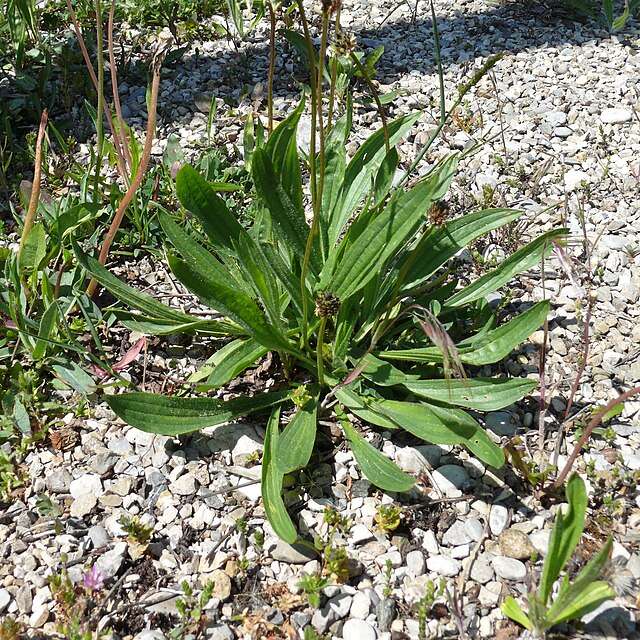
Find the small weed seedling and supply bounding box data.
[502,474,615,638]
[374,503,403,533]
[298,573,330,608]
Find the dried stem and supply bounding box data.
[552,385,640,490]
[66,0,128,180]
[18,110,48,259]
[86,52,164,297]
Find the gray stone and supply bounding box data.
[376,598,396,632]
[492,556,527,581]
[350,524,374,545]
[134,632,166,640]
[16,585,32,614]
[71,493,97,518]
[90,452,118,475]
[464,518,485,542]
[271,541,316,564]
[46,468,72,493]
[426,555,461,577]
[406,550,426,577]
[489,504,509,536]
[485,412,517,436]
[170,472,197,496]
[350,591,371,619]
[312,601,337,633]
[600,108,632,124]
[231,434,263,466]
[327,593,352,619]
[0,588,10,613]
[70,473,103,499]
[343,618,377,640]
[88,524,110,549]
[432,465,470,497]
[96,543,126,579]
[499,529,536,560]
[442,520,473,547]
[529,529,551,556]
[470,554,494,584]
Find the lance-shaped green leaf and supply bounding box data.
[252,147,320,276]
[321,107,351,251]
[262,407,298,543]
[446,229,566,308]
[167,253,291,353]
[328,112,421,244]
[398,208,523,292]
[121,317,237,336]
[336,387,399,430]
[372,147,399,208]
[338,388,503,467]
[546,537,613,625]
[368,398,504,467]
[539,473,588,604]
[276,395,318,474]
[176,164,245,251]
[74,247,203,325]
[265,96,304,209]
[403,377,537,411]
[359,353,421,386]
[501,597,533,630]
[106,389,289,436]
[325,155,458,301]
[32,301,59,360]
[380,301,550,366]
[158,209,241,287]
[340,419,414,492]
[191,338,268,388]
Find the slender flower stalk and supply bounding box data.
[94,0,105,201]
[326,4,341,130]
[86,50,164,297]
[108,0,132,177]
[350,51,389,152]
[267,2,277,134]
[295,0,318,351]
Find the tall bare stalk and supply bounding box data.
[66,0,128,180]
[18,110,48,259]
[552,386,640,490]
[267,2,276,134]
[93,0,105,201]
[86,52,164,297]
[108,0,132,175]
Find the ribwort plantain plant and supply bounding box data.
[76,6,565,542]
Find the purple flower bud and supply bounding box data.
[83,564,105,592]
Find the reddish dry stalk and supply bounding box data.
[86,53,163,297]
[552,385,640,490]
[108,0,132,175]
[18,110,48,257]
[66,0,128,180]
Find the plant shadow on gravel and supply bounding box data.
[110,0,639,122]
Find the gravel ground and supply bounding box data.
[3,1,640,638]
